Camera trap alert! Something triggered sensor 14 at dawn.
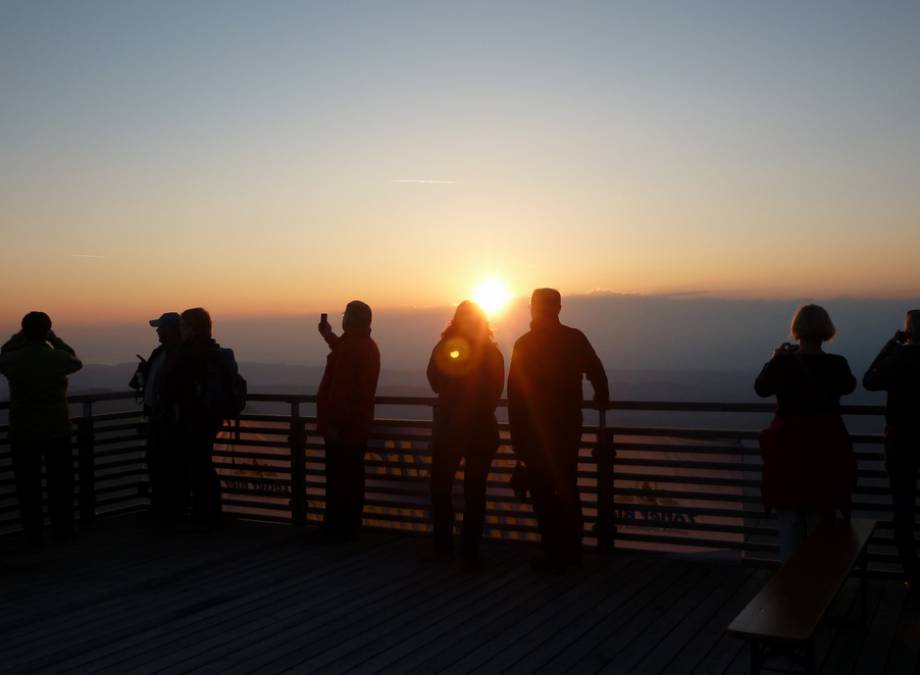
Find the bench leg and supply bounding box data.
[859,548,869,623]
[750,638,760,675]
[805,639,815,675]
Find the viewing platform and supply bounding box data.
[1,392,920,672]
[2,515,917,674]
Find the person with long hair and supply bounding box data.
[424,301,504,571]
[755,304,857,562]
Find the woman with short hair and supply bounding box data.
[755,304,857,562]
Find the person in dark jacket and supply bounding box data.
[161,307,238,532]
[310,300,380,543]
[508,288,609,570]
[0,312,82,546]
[755,304,857,562]
[863,309,920,587]
[423,301,504,571]
[129,312,183,524]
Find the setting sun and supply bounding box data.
[472,278,512,316]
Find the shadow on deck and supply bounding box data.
[1,516,919,675]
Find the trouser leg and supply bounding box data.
[146,420,164,514]
[44,438,75,535]
[886,443,919,579]
[529,472,564,560]
[324,438,366,534]
[11,441,43,540]
[430,444,461,552]
[345,441,366,533]
[459,443,497,559]
[557,444,583,561]
[187,428,221,525]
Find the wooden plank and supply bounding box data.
[629,565,756,675]
[83,536,416,674]
[43,535,401,673]
[439,558,676,675]
[254,551,527,674]
[728,519,876,642]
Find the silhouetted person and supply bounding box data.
[161,307,240,532]
[863,309,920,587]
[130,312,183,524]
[508,288,609,570]
[310,300,380,543]
[423,301,504,571]
[0,312,82,546]
[755,304,857,562]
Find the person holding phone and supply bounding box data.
[755,304,857,562]
[864,310,920,588]
[310,301,380,543]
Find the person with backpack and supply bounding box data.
[129,312,184,524]
[863,310,920,588]
[755,304,857,562]
[162,307,245,532]
[309,300,380,543]
[0,312,82,546]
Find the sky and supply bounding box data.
[2,1,920,326]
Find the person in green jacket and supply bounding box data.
[0,311,82,545]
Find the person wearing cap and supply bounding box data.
[308,300,380,543]
[130,312,183,524]
[508,289,609,570]
[0,312,82,546]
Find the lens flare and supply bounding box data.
[472,278,511,316]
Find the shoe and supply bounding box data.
[459,554,483,574]
[417,546,456,563]
[530,555,568,573]
[304,528,356,545]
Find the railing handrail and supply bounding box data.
[0,390,889,416]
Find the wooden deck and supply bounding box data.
[1,517,918,674]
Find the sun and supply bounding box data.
[472,278,512,316]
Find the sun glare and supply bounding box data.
[472,278,512,316]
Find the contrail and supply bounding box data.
[391,179,456,185]
[69,253,112,259]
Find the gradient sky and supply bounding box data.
[2,1,919,324]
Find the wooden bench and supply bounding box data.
[727,517,876,674]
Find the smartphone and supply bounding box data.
[320,313,328,324]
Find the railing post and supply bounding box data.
[77,400,96,524]
[593,407,615,552]
[289,402,307,527]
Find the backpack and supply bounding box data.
[203,347,247,420]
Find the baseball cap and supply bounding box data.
[150,312,181,328]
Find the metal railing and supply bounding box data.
[0,392,901,572]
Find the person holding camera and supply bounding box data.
[864,310,920,587]
[423,301,504,571]
[310,301,380,543]
[755,304,857,562]
[0,312,83,546]
[129,312,184,524]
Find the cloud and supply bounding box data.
[391,179,456,185]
